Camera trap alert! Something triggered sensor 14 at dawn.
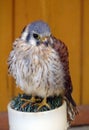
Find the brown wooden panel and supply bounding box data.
[0,112,9,130]
[0,0,13,111]
[1,0,89,112]
[0,0,83,111]
[82,0,89,104]
[14,0,48,38]
[14,0,81,104]
[72,105,89,126]
[44,0,81,105]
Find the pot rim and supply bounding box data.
[8,100,66,115]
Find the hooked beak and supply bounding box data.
[41,36,50,46]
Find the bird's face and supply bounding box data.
[20,21,53,47]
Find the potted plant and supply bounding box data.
[8,94,69,130]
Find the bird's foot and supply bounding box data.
[21,96,41,108]
[37,98,51,111]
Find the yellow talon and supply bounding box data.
[21,96,41,108]
[37,97,51,111]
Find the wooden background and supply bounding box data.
[0,0,89,111]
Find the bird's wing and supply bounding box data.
[52,36,76,107]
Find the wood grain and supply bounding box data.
[0,112,9,130]
[72,105,89,126]
[0,0,89,111]
[82,0,89,105]
[0,0,13,111]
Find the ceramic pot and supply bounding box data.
[8,101,68,130]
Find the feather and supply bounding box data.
[52,35,78,121]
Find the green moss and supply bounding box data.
[11,94,63,112]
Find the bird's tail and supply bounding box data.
[64,94,79,123]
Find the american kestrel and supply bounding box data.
[8,20,78,121]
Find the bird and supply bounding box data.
[8,20,78,121]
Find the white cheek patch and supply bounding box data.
[29,38,36,46]
[21,32,36,46]
[21,32,28,41]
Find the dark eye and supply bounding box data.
[33,33,40,40]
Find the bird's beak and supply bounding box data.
[41,36,50,46]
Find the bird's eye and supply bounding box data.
[33,33,40,40]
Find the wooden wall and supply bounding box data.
[0,0,89,111]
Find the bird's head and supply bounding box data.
[20,20,53,47]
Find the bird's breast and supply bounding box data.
[9,41,65,97]
[19,45,65,96]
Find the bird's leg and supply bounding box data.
[21,95,41,108]
[37,97,51,111]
